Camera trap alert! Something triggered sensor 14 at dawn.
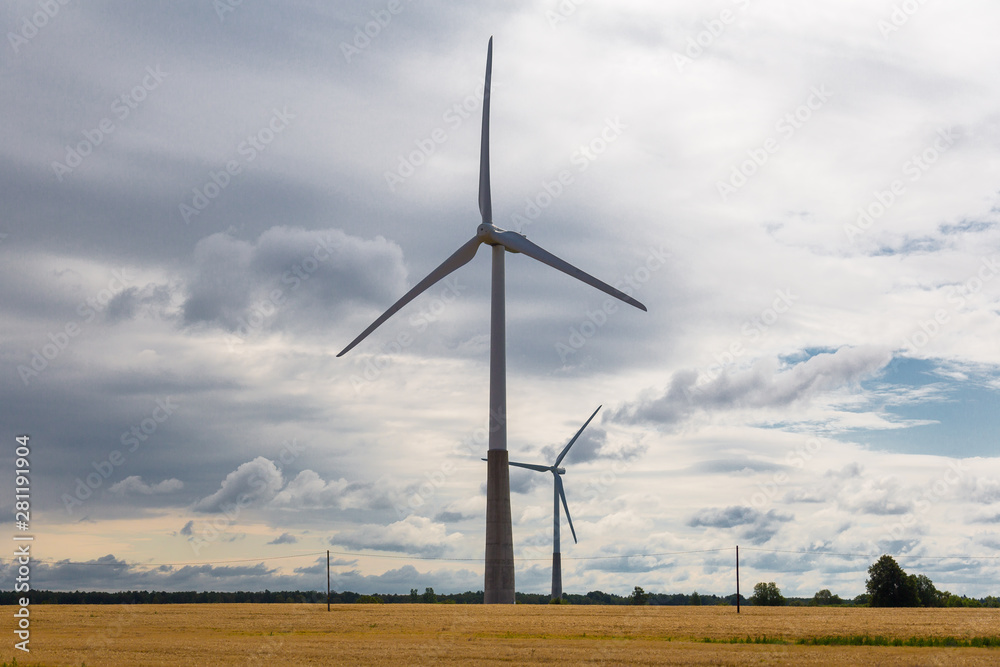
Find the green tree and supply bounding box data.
[629,586,649,605]
[689,591,701,606]
[866,555,919,607]
[909,574,942,607]
[422,587,437,603]
[749,582,785,606]
[812,589,842,605]
[409,588,419,602]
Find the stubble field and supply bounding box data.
[4,603,999,666]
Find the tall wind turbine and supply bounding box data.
[338,38,646,604]
[505,405,600,602]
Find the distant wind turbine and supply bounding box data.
[338,38,646,604]
[492,405,601,602]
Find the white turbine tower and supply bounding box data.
[338,38,646,604]
[503,405,600,602]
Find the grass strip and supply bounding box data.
[697,634,1000,648]
[797,635,1000,648]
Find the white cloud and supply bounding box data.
[108,476,184,496]
[192,457,283,513]
[333,516,463,558]
[613,346,894,427]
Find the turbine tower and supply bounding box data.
[338,38,646,604]
[505,405,600,602]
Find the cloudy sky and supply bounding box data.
[2,1,999,599]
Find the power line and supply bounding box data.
[21,546,1000,570]
[741,547,1000,560]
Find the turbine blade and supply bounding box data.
[491,229,647,312]
[554,405,602,466]
[478,37,493,225]
[337,236,483,356]
[555,474,577,544]
[508,461,551,473]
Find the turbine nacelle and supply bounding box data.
[478,223,524,251]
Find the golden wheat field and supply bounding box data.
[4,603,999,666]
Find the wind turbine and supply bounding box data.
[337,38,646,604]
[499,405,600,602]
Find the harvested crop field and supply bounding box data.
[4,604,999,665]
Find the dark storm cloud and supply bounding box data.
[181,226,407,333]
[687,506,794,545]
[105,284,173,323]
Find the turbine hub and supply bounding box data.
[478,223,501,245]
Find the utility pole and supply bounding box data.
[327,549,331,611]
[736,545,740,614]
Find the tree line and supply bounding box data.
[4,556,995,606]
[743,555,1000,608]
